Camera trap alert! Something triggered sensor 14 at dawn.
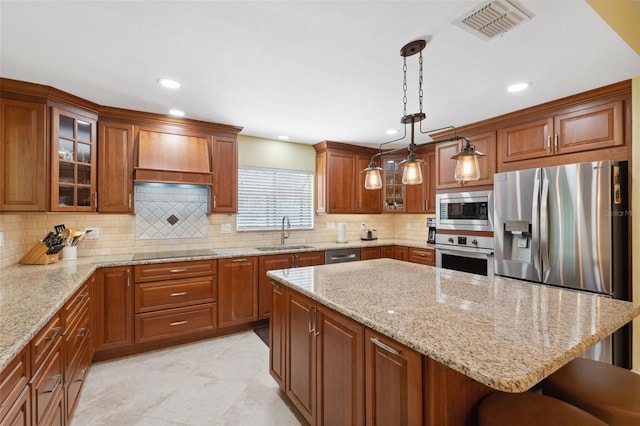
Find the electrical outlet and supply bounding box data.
[221,224,232,233]
[85,227,99,239]
[360,223,366,230]
[326,222,335,230]
[0,231,4,247]
[406,222,412,229]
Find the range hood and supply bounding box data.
[135,130,213,185]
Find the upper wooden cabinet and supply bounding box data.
[98,120,134,213]
[406,145,436,213]
[435,131,496,189]
[50,106,98,212]
[211,135,238,213]
[0,98,47,211]
[314,141,380,214]
[498,101,624,167]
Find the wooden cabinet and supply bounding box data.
[93,266,133,352]
[134,260,217,343]
[406,146,436,213]
[498,101,624,168]
[394,246,409,261]
[436,132,495,189]
[211,136,238,213]
[284,289,365,426]
[382,156,406,212]
[365,328,422,426]
[0,347,31,426]
[30,313,64,426]
[0,98,47,212]
[361,246,382,260]
[269,281,287,389]
[314,141,380,214]
[218,257,259,328]
[62,281,92,420]
[408,247,435,266]
[258,251,323,319]
[50,106,97,211]
[98,120,134,213]
[381,246,395,259]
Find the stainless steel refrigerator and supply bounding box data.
[494,160,629,366]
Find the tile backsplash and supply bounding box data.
[135,184,209,240]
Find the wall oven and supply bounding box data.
[435,233,494,277]
[436,190,493,232]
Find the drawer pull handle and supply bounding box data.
[44,374,62,394]
[270,281,281,289]
[232,258,248,262]
[46,326,62,341]
[169,268,188,273]
[78,327,89,338]
[370,337,401,355]
[170,292,188,297]
[416,252,426,257]
[170,320,188,326]
[79,368,89,381]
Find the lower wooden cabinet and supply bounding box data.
[281,288,365,426]
[31,340,63,425]
[269,281,287,390]
[218,257,259,328]
[365,329,423,425]
[408,247,435,266]
[394,246,409,261]
[0,347,31,426]
[0,384,31,426]
[360,246,382,260]
[135,304,217,343]
[93,266,133,352]
[258,252,323,319]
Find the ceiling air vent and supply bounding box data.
[453,0,534,41]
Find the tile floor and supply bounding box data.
[71,331,305,425]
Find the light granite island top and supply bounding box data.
[267,258,640,393]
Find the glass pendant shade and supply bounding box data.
[364,168,383,189]
[454,155,480,182]
[401,161,423,185]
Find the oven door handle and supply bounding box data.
[435,247,494,259]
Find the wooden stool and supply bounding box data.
[541,357,640,425]
[478,391,608,426]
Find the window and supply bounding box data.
[236,167,314,231]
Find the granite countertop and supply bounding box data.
[0,239,429,372]
[267,258,640,393]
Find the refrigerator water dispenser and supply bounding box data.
[503,220,531,262]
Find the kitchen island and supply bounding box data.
[267,258,640,425]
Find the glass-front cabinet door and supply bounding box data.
[51,107,97,211]
[383,156,405,212]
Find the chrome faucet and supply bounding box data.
[281,216,290,246]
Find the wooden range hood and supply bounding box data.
[135,130,214,186]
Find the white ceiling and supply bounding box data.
[1,1,639,148]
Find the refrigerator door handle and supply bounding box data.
[532,169,541,273]
[540,171,550,272]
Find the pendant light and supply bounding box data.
[450,138,485,183]
[363,161,383,189]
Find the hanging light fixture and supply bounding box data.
[450,138,485,183]
[362,39,478,189]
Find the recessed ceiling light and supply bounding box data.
[278,135,290,140]
[158,78,180,89]
[386,129,399,135]
[169,109,185,117]
[507,82,530,93]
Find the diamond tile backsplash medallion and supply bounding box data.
[135,184,209,240]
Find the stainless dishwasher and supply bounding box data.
[325,247,361,264]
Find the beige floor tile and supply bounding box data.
[71,331,303,426]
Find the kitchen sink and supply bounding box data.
[255,245,314,252]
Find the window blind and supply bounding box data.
[236,167,314,231]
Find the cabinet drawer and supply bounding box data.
[135,259,217,282]
[31,313,62,372]
[64,281,91,326]
[64,305,90,370]
[408,248,435,266]
[134,303,217,343]
[0,346,30,421]
[135,276,216,313]
[0,384,30,426]
[31,342,62,425]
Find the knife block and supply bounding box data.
[19,241,60,265]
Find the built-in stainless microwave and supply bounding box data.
[436,190,493,232]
